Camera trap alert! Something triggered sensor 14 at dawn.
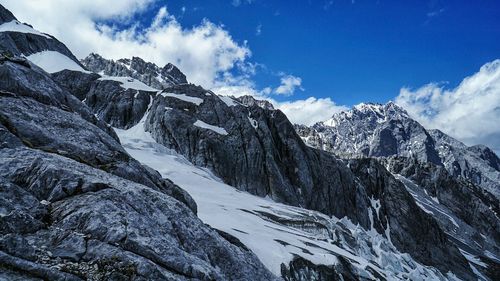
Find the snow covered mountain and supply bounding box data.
[1,4,499,280]
[295,102,500,199]
[81,53,187,89]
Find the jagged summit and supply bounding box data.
[0,4,16,24]
[323,101,409,127]
[296,101,500,198]
[81,53,187,89]
[236,95,275,110]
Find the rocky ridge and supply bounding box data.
[295,102,500,199]
[81,53,187,90]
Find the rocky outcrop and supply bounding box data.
[144,84,369,225]
[236,95,275,110]
[81,53,187,89]
[295,102,500,198]
[0,51,277,279]
[382,156,500,280]
[429,129,500,197]
[281,256,359,281]
[51,70,100,101]
[347,159,476,280]
[84,78,156,129]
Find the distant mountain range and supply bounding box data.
[295,102,500,199]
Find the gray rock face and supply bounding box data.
[145,85,368,224]
[0,47,277,280]
[0,4,15,23]
[236,95,275,110]
[81,53,187,89]
[384,156,499,242]
[51,70,100,101]
[84,79,155,129]
[281,256,359,281]
[295,102,500,198]
[347,159,476,280]
[429,129,500,197]
[382,156,500,280]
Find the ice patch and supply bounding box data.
[160,92,204,105]
[26,51,88,73]
[248,114,258,129]
[219,95,239,107]
[0,20,51,38]
[194,120,228,135]
[99,76,158,92]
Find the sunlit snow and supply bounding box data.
[0,20,51,39]
[160,92,204,105]
[193,120,228,135]
[98,76,158,92]
[114,115,459,280]
[26,51,87,73]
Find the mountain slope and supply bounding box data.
[295,102,500,199]
[75,65,483,279]
[116,115,470,280]
[0,5,277,280]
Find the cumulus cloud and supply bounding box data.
[2,0,250,88]
[232,0,254,7]
[213,84,346,126]
[275,75,303,95]
[275,97,348,125]
[395,59,500,152]
[255,24,262,36]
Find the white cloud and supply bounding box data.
[2,0,250,88]
[276,97,348,125]
[256,24,262,36]
[275,75,303,96]
[232,0,254,7]
[395,59,500,152]
[213,85,346,126]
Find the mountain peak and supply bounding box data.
[299,100,500,198]
[81,53,187,89]
[0,4,16,24]
[351,101,408,117]
[323,101,409,128]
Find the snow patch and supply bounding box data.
[26,51,87,73]
[160,92,204,105]
[115,122,457,280]
[219,95,239,107]
[0,20,51,38]
[194,120,228,135]
[248,114,258,129]
[99,76,158,92]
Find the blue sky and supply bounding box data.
[133,0,500,106]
